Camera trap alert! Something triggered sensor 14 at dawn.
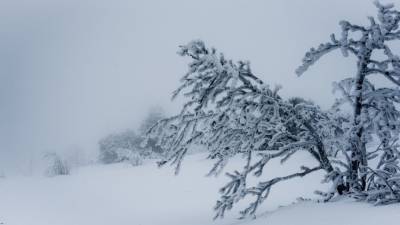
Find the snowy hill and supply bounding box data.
[0,153,399,225]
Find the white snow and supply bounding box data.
[0,153,399,225]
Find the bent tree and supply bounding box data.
[147,1,400,220]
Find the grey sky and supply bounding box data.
[0,0,395,172]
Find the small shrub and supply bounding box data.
[44,152,70,177]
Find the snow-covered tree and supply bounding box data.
[297,1,400,204]
[147,40,345,218]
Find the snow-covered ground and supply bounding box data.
[0,153,399,225]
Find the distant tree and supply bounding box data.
[139,106,165,155]
[44,152,70,177]
[139,106,165,135]
[297,1,400,204]
[98,107,166,164]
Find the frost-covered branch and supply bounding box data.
[214,164,323,219]
[149,40,346,219]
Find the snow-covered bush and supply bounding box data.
[98,129,141,164]
[99,107,166,164]
[114,148,143,166]
[149,1,400,219]
[44,152,70,177]
[98,130,156,164]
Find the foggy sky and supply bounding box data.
[0,0,395,172]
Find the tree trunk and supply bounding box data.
[350,51,371,191]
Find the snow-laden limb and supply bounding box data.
[148,40,345,219]
[297,1,400,202]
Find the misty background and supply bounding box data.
[0,0,391,174]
